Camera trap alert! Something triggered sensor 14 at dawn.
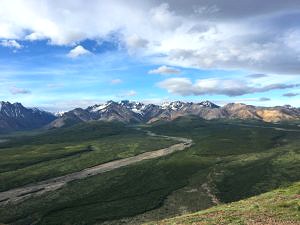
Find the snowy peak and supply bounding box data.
[88,103,111,113]
[161,101,219,110]
[55,111,66,117]
[161,101,188,111]
[87,101,147,115]
[198,101,220,108]
[119,100,146,114]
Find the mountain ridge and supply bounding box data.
[1,100,300,131]
[49,100,300,128]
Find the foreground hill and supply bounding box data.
[148,182,300,225]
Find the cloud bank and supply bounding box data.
[158,77,300,97]
[1,0,300,74]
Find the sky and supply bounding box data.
[0,0,300,112]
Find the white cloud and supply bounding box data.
[25,32,46,41]
[0,1,300,74]
[149,65,181,75]
[0,39,22,49]
[259,97,271,102]
[67,45,91,58]
[157,77,193,95]
[41,99,103,112]
[283,92,299,97]
[149,3,181,30]
[222,97,271,103]
[111,78,122,84]
[117,90,137,98]
[10,86,31,95]
[125,90,137,96]
[126,34,148,49]
[158,77,300,97]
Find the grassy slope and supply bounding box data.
[148,181,300,225]
[0,117,299,225]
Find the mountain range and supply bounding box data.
[48,100,300,128]
[1,100,300,132]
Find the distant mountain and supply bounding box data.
[0,101,56,132]
[1,100,298,131]
[48,100,300,128]
[49,100,144,128]
[223,103,300,122]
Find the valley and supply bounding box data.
[0,130,192,206]
[0,117,299,225]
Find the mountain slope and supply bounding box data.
[0,101,56,132]
[224,103,300,122]
[148,182,300,225]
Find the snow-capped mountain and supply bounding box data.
[0,101,56,132]
[197,100,220,108]
[49,100,145,128]
[54,111,66,117]
[161,101,188,110]
[48,100,300,128]
[2,100,299,131]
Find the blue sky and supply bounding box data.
[0,0,300,112]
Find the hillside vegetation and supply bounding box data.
[148,181,300,225]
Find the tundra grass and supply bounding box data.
[148,181,300,225]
